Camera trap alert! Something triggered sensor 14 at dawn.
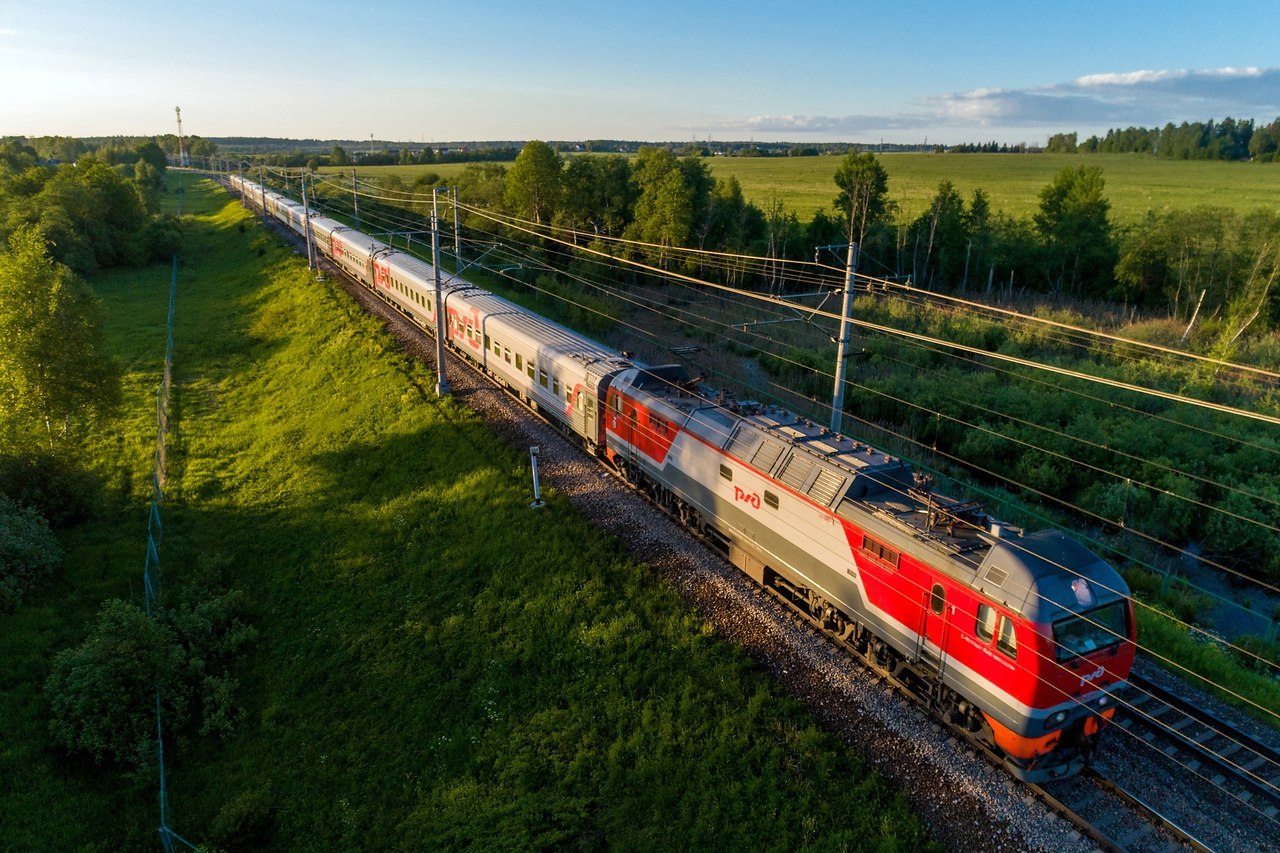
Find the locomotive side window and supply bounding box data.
[860,536,900,569]
[976,604,996,641]
[997,617,1018,659]
[930,583,945,615]
[764,491,779,509]
[719,464,732,481]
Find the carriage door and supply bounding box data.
[918,583,952,675]
[583,392,596,443]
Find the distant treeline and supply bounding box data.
[10,134,217,164]
[1045,116,1280,161]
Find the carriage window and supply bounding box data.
[539,369,549,388]
[997,617,1018,659]
[515,353,522,370]
[504,347,512,364]
[527,363,535,380]
[553,378,560,395]
[930,583,945,615]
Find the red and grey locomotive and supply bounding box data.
[229,173,1137,782]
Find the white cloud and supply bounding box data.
[707,66,1280,141]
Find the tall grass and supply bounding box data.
[0,178,936,849]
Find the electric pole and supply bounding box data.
[830,242,859,435]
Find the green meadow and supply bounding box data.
[323,152,1280,224]
[0,178,935,850]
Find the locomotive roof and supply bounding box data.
[618,365,1124,621]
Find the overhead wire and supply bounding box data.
[267,172,1280,648]
[238,176,1280,788]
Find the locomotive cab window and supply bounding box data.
[976,604,996,642]
[997,617,1018,659]
[1053,602,1127,662]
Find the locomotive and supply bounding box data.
[228,173,1136,782]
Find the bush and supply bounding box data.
[0,492,62,609]
[141,214,184,262]
[44,598,186,773]
[0,453,100,528]
[44,578,257,774]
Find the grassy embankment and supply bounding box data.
[322,152,1280,224]
[0,177,936,850]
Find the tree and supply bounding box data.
[832,151,890,245]
[557,155,634,239]
[905,180,967,289]
[0,493,61,610]
[1033,165,1116,296]
[627,148,694,267]
[1045,132,1078,153]
[0,226,119,445]
[505,141,563,225]
[330,145,351,167]
[45,579,257,773]
[45,598,187,772]
[28,158,149,273]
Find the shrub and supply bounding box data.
[0,452,100,528]
[0,492,62,609]
[44,598,186,773]
[44,579,257,774]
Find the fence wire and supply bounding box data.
[142,244,197,852]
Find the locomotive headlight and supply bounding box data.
[1048,710,1068,729]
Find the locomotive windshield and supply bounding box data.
[1053,601,1127,661]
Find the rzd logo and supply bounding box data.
[1079,666,1105,687]
[733,486,760,509]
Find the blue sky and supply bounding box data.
[3,1,1277,144]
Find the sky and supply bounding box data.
[2,0,1278,146]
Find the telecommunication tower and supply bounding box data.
[175,106,189,167]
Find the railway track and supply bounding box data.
[240,181,1280,852]
[1119,672,1280,818]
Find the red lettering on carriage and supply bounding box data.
[734,486,761,509]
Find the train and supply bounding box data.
[227,172,1137,782]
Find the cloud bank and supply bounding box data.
[708,67,1280,139]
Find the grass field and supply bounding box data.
[0,177,935,849]
[322,152,1280,225]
